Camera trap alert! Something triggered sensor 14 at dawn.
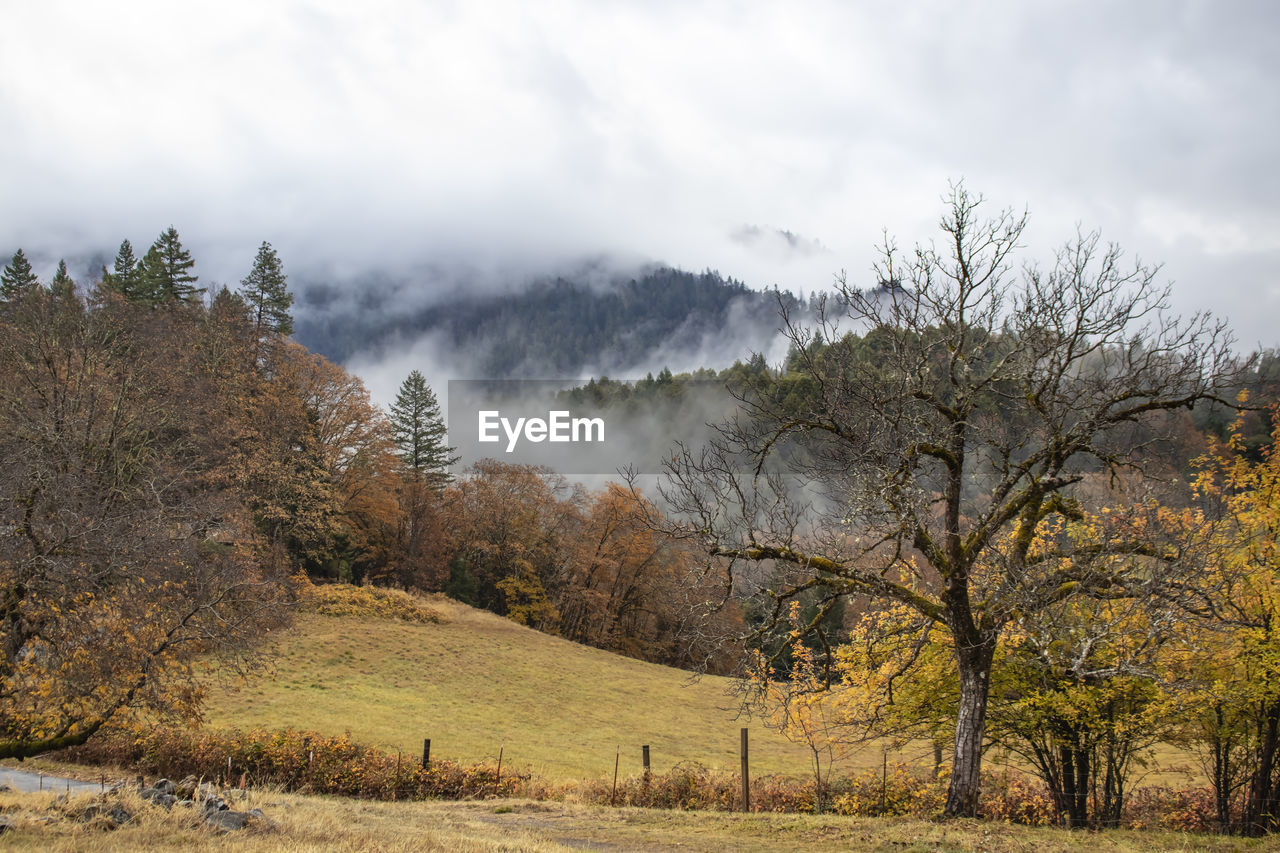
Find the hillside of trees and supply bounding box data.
[0,234,749,771]
[7,214,1280,833]
[294,265,806,376]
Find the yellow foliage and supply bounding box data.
[300,582,444,624]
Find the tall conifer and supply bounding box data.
[240,241,294,337]
[389,370,457,489]
[139,226,201,305]
[1,249,40,299]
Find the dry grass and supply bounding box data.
[203,595,840,781]
[0,786,1273,852]
[200,593,1201,788]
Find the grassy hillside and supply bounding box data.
[202,594,901,782]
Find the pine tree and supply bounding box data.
[1,249,40,299]
[389,370,457,489]
[101,239,140,300]
[139,226,201,305]
[133,244,165,306]
[51,259,76,302]
[240,241,294,337]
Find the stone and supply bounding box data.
[139,788,176,809]
[153,778,177,795]
[204,809,251,831]
[176,775,199,799]
[202,794,230,812]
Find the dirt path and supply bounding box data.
[0,767,104,795]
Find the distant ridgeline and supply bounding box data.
[293,265,805,377]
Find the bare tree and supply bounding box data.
[652,183,1241,817]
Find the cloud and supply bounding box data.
[0,0,1276,346]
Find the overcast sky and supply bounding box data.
[3,0,1278,348]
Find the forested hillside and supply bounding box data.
[294,266,805,376]
[8,224,1280,834]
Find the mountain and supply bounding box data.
[294,265,804,377]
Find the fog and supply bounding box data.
[3,1,1278,385]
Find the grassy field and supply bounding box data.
[2,786,1275,852]
[202,595,882,781]
[200,593,1200,787]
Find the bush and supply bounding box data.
[60,727,1226,832]
[61,724,526,800]
[301,582,443,624]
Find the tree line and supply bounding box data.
[9,189,1280,834]
[0,231,748,764]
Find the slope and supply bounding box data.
[201,595,893,782]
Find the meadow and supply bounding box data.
[199,594,889,782]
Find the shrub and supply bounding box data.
[301,582,443,624]
[61,724,526,800]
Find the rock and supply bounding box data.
[0,783,12,793]
[176,775,199,799]
[139,788,176,809]
[154,778,177,795]
[81,803,132,828]
[202,794,229,812]
[204,809,251,831]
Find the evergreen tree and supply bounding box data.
[1,249,40,299]
[239,241,294,337]
[101,239,140,300]
[134,244,166,306]
[51,259,76,302]
[139,226,201,305]
[389,370,457,489]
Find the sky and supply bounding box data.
[2,0,1278,352]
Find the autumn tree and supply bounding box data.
[1177,408,1280,834]
[239,240,294,338]
[653,183,1242,816]
[1,249,39,299]
[0,285,292,759]
[750,601,852,812]
[270,343,402,583]
[445,460,582,628]
[557,484,741,671]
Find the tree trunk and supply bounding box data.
[1073,745,1090,827]
[945,640,995,817]
[1246,698,1280,834]
[1059,744,1078,827]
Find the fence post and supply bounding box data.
[422,738,431,770]
[611,746,620,806]
[642,744,650,784]
[740,728,750,813]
